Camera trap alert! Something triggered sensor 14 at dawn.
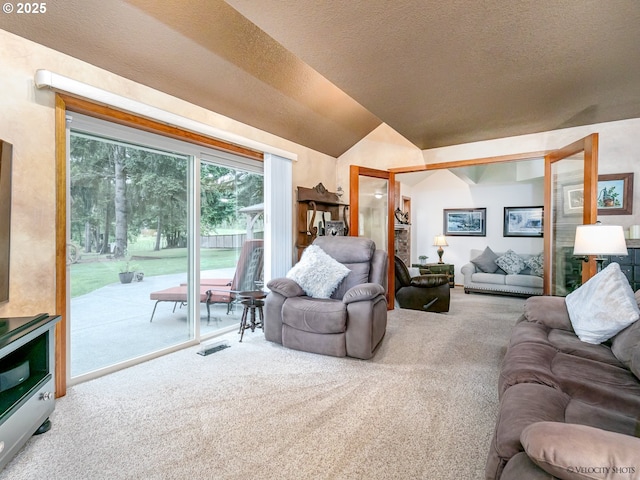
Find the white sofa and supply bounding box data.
[461,249,543,297]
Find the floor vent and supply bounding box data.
[197,340,230,356]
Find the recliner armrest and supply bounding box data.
[343,283,385,304]
[266,278,305,298]
[410,274,449,288]
[523,296,573,330]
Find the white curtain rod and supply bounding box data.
[34,69,297,161]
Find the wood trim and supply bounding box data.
[387,172,396,309]
[583,133,599,281]
[349,165,359,236]
[53,94,268,397]
[389,151,549,174]
[54,94,67,397]
[59,94,263,162]
[349,165,395,309]
[542,133,599,294]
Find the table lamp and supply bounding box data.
[433,234,448,264]
[573,224,627,272]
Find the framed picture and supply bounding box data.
[503,206,543,237]
[325,220,345,236]
[562,173,634,216]
[562,183,584,215]
[597,173,633,215]
[443,208,486,236]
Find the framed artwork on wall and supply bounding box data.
[562,173,634,216]
[503,206,543,237]
[443,208,486,236]
[597,173,633,215]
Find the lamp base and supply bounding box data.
[437,247,444,264]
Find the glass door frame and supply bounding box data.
[349,165,395,309]
[543,134,599,294]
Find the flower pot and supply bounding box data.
[119,272,134,284]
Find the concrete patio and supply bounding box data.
[69,267,248,377]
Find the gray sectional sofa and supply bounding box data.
[486,295,640,479]
[462,248,543,297]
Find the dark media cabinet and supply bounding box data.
[0,314,60,470]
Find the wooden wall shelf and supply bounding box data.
[296,183,349,259]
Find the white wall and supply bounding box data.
[409,170,544,283]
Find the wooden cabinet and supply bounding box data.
[296,183,349,259]
[414,263,455,288]
[562,241,640,294]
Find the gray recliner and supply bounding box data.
[264,236,388,359]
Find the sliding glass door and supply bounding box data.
[198,157,264,334]
[67,114,264,381]
[69,130,192,377]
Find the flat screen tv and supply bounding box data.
[0,140,12,303]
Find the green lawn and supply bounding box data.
[70,247,240,298]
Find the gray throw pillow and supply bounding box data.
[495,249,526,275]
[471,246,499,273]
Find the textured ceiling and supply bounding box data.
[228,0,640,149]
[2,0,640,157]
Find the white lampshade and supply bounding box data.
[433,234,448,247]
[573,224,628,256]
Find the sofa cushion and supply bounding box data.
[282,296,347,334]
[505,274,543,288]
[495,249,526,275]
[508,321,623,367]
[565,262,640,344]
[611,317,640,371]
[524,252,544,277]
[486,383,570,480]
[471,272,507,285]
[471,246,500,273]
[286,244,350,299]
[521,422,640,480]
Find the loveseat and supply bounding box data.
[486,263,640,479]
[462,247,543,297]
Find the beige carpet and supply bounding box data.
[1,290,525,480]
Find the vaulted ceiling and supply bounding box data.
[2,0,639,158]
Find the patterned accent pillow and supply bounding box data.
[286,245,350,298]
[525,253,544,277]
[495,249,526,275]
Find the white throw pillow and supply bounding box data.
[565,262,640,344]
[286,245,350,298]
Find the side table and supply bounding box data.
[237,290,266,342]
[412,263,455,288]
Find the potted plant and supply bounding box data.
[118,253,136,284]
[418,255,428,265]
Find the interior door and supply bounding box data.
[543,134,598,295]
[349,165,395,308]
